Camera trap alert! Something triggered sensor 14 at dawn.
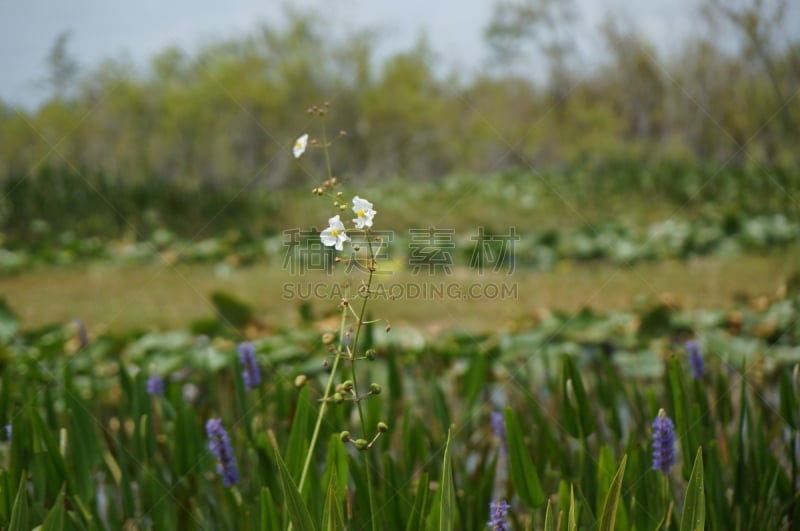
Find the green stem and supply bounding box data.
[348,238,378,531]
[297,304,348,492]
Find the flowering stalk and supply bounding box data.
[294,108,381,531]
[652,408,676,474]
[238,342,261,391]
[488,500,510,530]
[206,418,239,487]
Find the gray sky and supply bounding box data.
[0,0,789,109]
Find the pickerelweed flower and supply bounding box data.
[293,133,308,158]
[146,374,164,396]
[490,411,507,456]
[488,500,510,530]
[206,418,240,487]
[238,341,261,391]
[321,214,350,251]
[351,195,376,229]
[685,339,705,379]
[652,408,676,474]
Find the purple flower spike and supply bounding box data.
[685,339,705,379]
[652,408,676,474]
[488,500,510,530]
[146,374,164,396]
[206,418,240,487]
[238,342,261,391]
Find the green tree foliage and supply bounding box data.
[0,6,797,241]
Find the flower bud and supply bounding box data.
[369,383,382,395]
[342,379,354,391]
[322,332,335,345]
[294,374,307,387]
[333,392,344,404]
[377,422,389,433]
[340,431,351,442]
[365,349,377,360]
[354,438,369,450]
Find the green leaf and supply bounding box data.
[680,448,705,531]
[567,484,579,531]
[598,454,627,531]
[285,386,313,484]
[41,486,66,531]
[275,448,316,531]
[260,487,280,531]
[322,477,346,531]
[669,357,694,478]
[210,290,253,329]
[8,472,28,531]
[561,355,595,438]
[405,471,430,531]
[544,499,557,531]
[440,428,456,531]
[779,370,798,430]
[504,407,545,508]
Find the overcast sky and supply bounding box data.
[0,0,794,109]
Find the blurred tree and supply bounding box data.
[41,31,79,99]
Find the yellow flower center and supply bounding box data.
[357,209,365,218]
[331,229,339,237]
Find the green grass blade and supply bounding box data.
[598,454,627,531]
[275,447,316,531]
[440,428,455,531]
[680,448,705,531]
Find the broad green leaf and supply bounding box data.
[440,428,456,531]
[275,448,316,531]
[504,407,545,508]
[8,472,28,531]
[405,471,430,531]
[41,486,66,531]
[598,454,627,531]
[680,448,705,531]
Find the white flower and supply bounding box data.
[351,196,376,229]
[293,134,308,158]
[320,215,350,251]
